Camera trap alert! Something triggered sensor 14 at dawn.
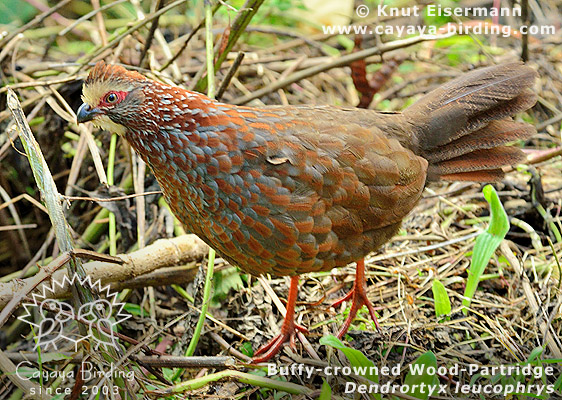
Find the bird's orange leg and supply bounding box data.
[333,259,380,338]
[252,276,308,363]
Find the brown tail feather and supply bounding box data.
[403,63,537,182]
[425,120,534,163]
[440,169,506,182]
[428,147,525,178]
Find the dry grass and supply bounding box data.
[0,0,561,399]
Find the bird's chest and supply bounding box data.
[151,153,219,228]
[127,129,241,231]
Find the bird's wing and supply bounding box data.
[200,106,427,275]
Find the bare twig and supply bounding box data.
[131,355,235,368]
[78,0,187,67]
[0,250,121,328]
[58,0,128,36]
[138,0,164,67]
[0,350,44,400]
[160,2,222,71]
[232,32,455,104]
[63,190,162,203]
[501,241,562,358]
[0,184,31,258]
[216,51,245,100]
[91,0,108,46]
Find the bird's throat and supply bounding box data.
[92,115,127,136]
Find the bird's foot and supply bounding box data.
[334,284,380,338]
[331,259,380,338]
[252,318,308,363]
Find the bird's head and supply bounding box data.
[77,61,149,134]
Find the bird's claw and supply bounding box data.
[334,284,380,339]
[330,289,353,308]
[252,321,308,363]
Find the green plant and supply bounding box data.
[462,185,509,313]
[403,351,439,400]
[431,279,451,318]
[318,380,332,399]
[320,335,380,399]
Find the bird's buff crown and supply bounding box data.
[82,61,146,106]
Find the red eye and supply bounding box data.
[104,92,119,104]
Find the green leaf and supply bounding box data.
[432,279,451,317]
[0,0,36,25]
[320,335,378,384]
[318,380,332,400]
[14,364,38,379]
[336,35,354,52]
[553,371,562,392]
[212,267,243,306]
[239,341,254,357]
[462,185,509,313]
[404,351,439,400]
[527,347,544,362]
[40,353,72,362]
[162,367,177,382]
[123,303,144,316]
[273,390,289,400]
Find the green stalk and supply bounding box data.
[172,284,191,301]
[195,0,266,92]
[204,0,216,99]
[6,89,91,306]
[184,0,217,358]
[107,133,118,256]
[163,370,313,395]
[185,248,215,356]
[536,203,562,243]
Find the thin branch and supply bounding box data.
[0,235,208,309]
[58,0,128,36]
[159,2,222,71]
[216,51,245,100]
[63,190,162,203]
[138,0,164,67]
[232,32,455,105]
[78,0,187,68]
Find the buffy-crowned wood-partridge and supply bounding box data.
[77,61,537,362]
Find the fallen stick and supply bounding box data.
[0,234,208,309]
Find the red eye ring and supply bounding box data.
[99,91,127,107]
[96,90,128,108]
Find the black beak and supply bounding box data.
[76,103,102,123]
